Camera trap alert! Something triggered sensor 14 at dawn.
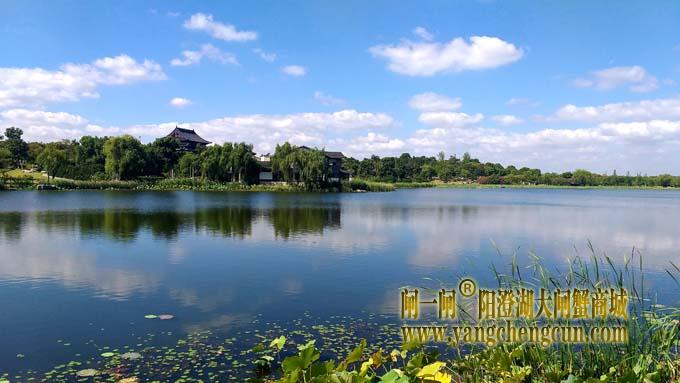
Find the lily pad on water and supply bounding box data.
[158,314,174,320]
[76,369,99,377]
[144,314,158,319]
[121,352,142,360]
[101,352,116,358]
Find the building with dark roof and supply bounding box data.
[166,127,210,152]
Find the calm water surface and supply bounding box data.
[1,188,679,377]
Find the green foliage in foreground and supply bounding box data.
[251,331,679,383]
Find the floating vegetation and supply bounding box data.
[75,368,99,377]
[143,314,157,319]
[120,352,142,361]
[2,312,402,382]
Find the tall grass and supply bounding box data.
[479,242,680,382]
[344,179,396,192]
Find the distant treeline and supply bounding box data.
[344,152,680,187]
[1,127,680,188]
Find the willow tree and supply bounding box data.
[36,144,67,181]
[103,135,146,180]
[297,148,326,190]
[272,143,329,190]
[272,142,297,182]
[230,142,256,183]
[200,145,226,181]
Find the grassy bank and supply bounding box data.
[434,182,680,190]
[344,179,396,192]
[5,171,680,192]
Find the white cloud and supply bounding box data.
[507,97,541,108]
[573,66,659,93]
[3,109,394,157]
[598,120,680,140]
[252,48,276,62]
[170,44,238,66]
[183,13,257,42]
[342,132,406,157]
[418,111,484,127]
[281,65,306,76]
[554,98,680,122]
[0,55,166,108]
[0,108,87,125]
[0,108,122,141]
[369,35,523,76]
[314,91,346,106]
[409,92,461,112]
[412,26,434,41]
[169,97,192,108]
[492,114,523,125]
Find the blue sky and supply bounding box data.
[2,0,680,173]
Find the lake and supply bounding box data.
[1,188,679,380]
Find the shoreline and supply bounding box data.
[3,174,680,192]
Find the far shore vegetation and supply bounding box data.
[2,127,680,192]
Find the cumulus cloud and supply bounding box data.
[0,55,166,108]
[492,114,523,125]
[418,111,484,127]
[369,35,523,76]
[0,109,87,126]
[0,108,121,141]
[341,132,406,157]
[169,97,192,108]
[554,98,680,122]
[183,13,257,42]
[506,97,541,108]
[3,109,394,156]
[252,48,277,62]
[170,44,238,66]
[281,65,306,76]
[408,92,461,112]
[573,65,659,93]
[412,26,434,41]
[314,91,346,106]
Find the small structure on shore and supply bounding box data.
[257,153,273,182]
[166,127,210,152]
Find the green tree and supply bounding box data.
[145,136,180,176]
[272,142,297,182]
[4,127,29,168]
[75,136,107,178]
[230,142,256,183]
[200,145,226,181]
[572,169,595,186]
[103,135,146,180]
[36,144,68,181]
[178,152,201,178]
[0,146,12,169]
